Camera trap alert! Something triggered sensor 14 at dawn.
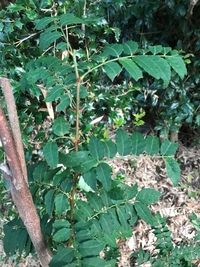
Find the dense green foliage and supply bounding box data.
[0,0,200,266]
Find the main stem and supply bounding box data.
[69,51,81,229]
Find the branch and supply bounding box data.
[0,77,28,183]
[186,0,199,19]
[0,105,52,267]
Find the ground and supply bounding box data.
[0,130,200,267]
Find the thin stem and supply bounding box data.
[73,50,81,152]
[68,50,81,242]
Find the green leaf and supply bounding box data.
[124,183,138,200]
[76,200,94,218]
[104,43,124,57]
[136,188,161,204]
[102,140,117,158]
[100,213,114,234]
[88,136,104,160]
[90,219,102,236]
[33,161,48,182]
[74,210,87,221]
[96,162,111,191]
[56,95,70,112]
[53,220,70,230]
[78,176,93,192]
[60,13,85,26]
[116,206,130,229]
[79,240,105,257]
[61,178,73,192]
[134,202,157,226]
[45,167,61,182]
[53,228,72,242]
[91,52,109,62]
[99,188,112,206]
[82,257,112,267]
[3,220,28,256]
[49,247,75,267]
[53,169,71,186]
[75,228,94,243]
[163,47,172,54]
[103,233,117,247]
[123,41,138,55]
[56,42,67,50]
[52,117,70,136]
[45,189,55,215]
[103,62,122,81]
[119,59,143,81]
[82,169,97,190]
[108,208,121,231]
[165,55,187,79]
[130,131,145,155]
[43,142,58,168]
[116,129,132,156]
[39,31,62,51]
[166,158,180,186]
[74,156,97,173]
[7,3,25,11]
[86,192,103,211]
[55,193,68,216]
[17,229,29,255]
[148,45,163,55]
[60,151,88,168]
[124,203,138,225]
[161,139,178,156]
[133,55,171,87]
[35,17,56,30]
[145,135,160,155]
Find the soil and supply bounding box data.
[0,129,200,267]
